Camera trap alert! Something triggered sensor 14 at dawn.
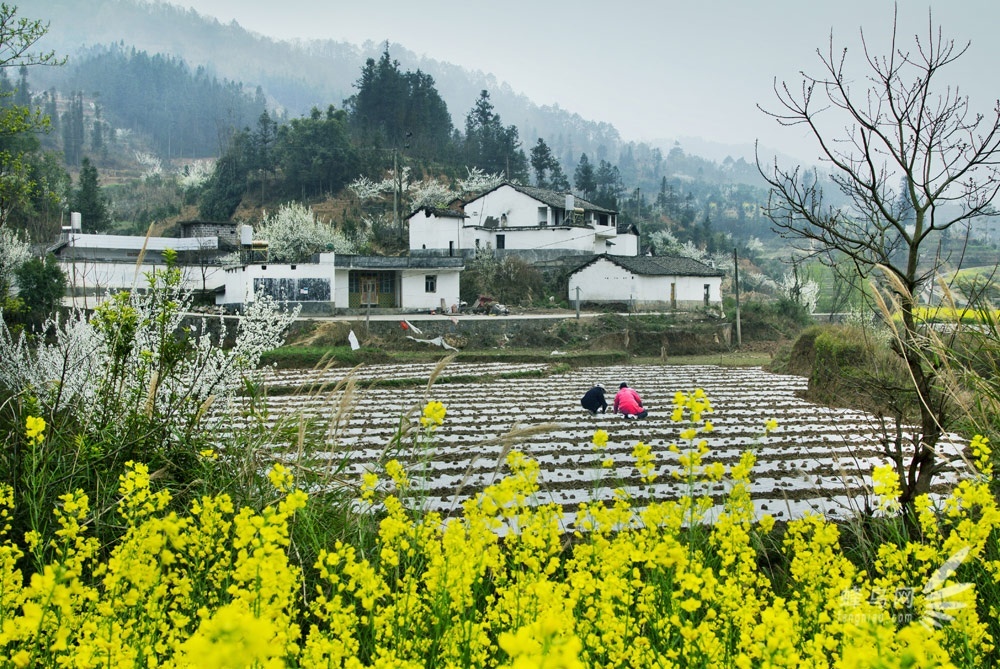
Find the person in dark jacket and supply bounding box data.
[581,384,608,415]
[613,382,648,419]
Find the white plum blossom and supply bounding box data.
[780,270,820,312]
[409,180,454,210]
[134,151,162,179]
[255,201,354,262]
[0,226,30,293]
[0,263,299,447]
[457,167,504,195]
[348,176,384,201]
[177,159,214,189]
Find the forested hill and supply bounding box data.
[25,0,767,185]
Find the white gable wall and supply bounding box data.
[409,212,465,255]
[569,258,723,310]
[463,184,557,227]
[400,269,461,311]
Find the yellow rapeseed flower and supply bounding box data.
[420,400,446,429]
[24,415,45,446]
[970,434,993,478]
[872,464,902,514]
[591,429,609,449]
[267,463,295,493]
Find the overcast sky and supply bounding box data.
[169,1,999,162]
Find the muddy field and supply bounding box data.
[248,362,971,531]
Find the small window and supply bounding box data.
[448,240,454,257]
[425,275,437,293]
[538,206,548,226]
[496,234,506,249]
[704,283,711,305]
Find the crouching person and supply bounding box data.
[613,382,648,419]
[581,383,608,415]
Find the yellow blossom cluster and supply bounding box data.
[420,400,446,430]
[24,415,45,446]
[1,399,999,667]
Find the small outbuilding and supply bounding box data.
[568,253,724,311]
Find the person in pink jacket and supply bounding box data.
[613,382,648,419]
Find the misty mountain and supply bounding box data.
[25,0,771,185]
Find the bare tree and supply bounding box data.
[757,8,1000,508]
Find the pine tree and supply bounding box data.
[71,157,110,232]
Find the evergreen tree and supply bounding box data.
[14,253,66,327]
[529,137,569,190]
[199,130,252,221]
[463,90,528,181]
[593,159,622,209]
[61,91,84,166]
[275,105,357,199]
[71,157,110,231]
[345,46,452,160]
[574,153,596,198]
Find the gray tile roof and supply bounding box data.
[572,253,724,277]
[334,255,464,270]
[508,183,617,214]
[465,182,617,215]
[408,206,467,220]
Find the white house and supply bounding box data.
[50,232,225,296]
[568,254,724,311]
[409,182,638,262]
[215,253,464,313]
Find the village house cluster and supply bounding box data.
[50,182,724,314]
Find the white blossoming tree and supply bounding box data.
[0,250,300,534]
[255,202,354,262]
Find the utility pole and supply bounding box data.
[393,148,400,241]
[733,247,742,348]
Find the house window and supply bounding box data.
[448,240,454,257]
[704,284,711,306]
[496,234,505,249]
[425,275,437,293]
[538,206,548,226]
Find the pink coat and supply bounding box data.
[613,387,643,415]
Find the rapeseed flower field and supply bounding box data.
[1,391,998,667]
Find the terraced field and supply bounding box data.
[248,362,971,531]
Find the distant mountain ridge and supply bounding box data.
[25,0,791,178]
[29,1,626,163]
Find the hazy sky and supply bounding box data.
[169,1,999,162]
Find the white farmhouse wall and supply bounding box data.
[605,234,638,256]
[61,261,225,294]
[400,269,461,311]
[217,254,336,306]
[568,258,723,310]
[569,261,636,301]
[463,185,551,227]
[409,213,464,255]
